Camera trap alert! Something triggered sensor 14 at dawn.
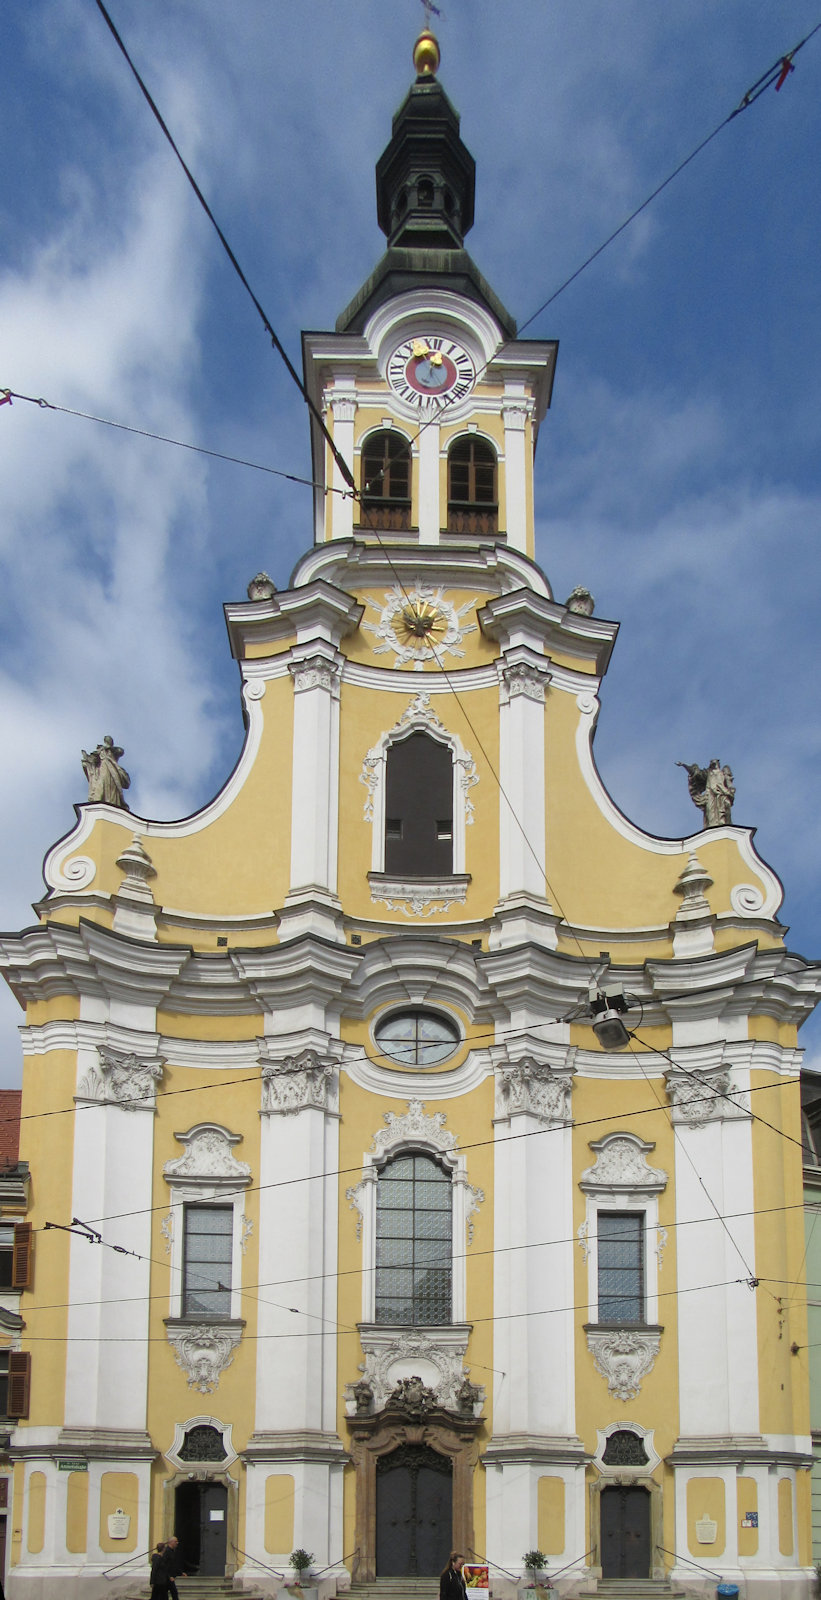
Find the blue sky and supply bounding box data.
[1,1,820,1078]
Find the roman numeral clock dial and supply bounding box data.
[386,336,476,409]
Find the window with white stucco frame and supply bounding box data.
[579,1133,667,1326]
[162,1123,252,1323]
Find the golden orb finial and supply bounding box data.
[413,29,440,77]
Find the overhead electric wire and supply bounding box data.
[92,0,356,494]
[0,389,348,496]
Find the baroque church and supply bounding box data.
[1,26,819,1600]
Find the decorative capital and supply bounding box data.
[664,1063,741,1126]
[77,1046,165,1112]
[586,1326,661,1401]
[500,660,549,703]
[260,1050,337,1116]
[289,653,341,694]
[496,1058,573,1124]
[166,1322,243,1394]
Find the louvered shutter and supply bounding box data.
[12,1223,32,1290]
[7,1352,30,1418]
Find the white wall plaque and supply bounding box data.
[107,1510,131,1539]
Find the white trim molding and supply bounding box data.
[163,1124,252,1326]
[579,1132,668,1328]
[164,1415,237,1471]
[594,1419,661,1476]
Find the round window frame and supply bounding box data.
[373,1006,462,1069]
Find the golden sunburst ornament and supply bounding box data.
[399,599,447,641]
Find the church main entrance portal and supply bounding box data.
[175,1480,228,1576]
[376,1444,452,1576]
[600,1484,651,1579]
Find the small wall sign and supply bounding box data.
[107,1509,131,1540]
[58,1459,87,1472]
[741,1512,758,1529]
[696,1515,717,1545]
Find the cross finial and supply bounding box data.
[420,0,441,27]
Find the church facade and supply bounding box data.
[1,29,819,1600]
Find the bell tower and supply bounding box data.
[302,30,557,556]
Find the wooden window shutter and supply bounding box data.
[12,1223,32,1290]
[7,1352,30,1418]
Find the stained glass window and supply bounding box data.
[375,1153,452,1324]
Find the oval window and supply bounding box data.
[374,1009,460,1067]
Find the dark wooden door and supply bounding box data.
[376,1444,452,1576]
[175,1480,228,1576]
[600,1485,651,1579]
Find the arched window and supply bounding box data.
[360,430,412,532]
[447,436,498,535]
[375,1152,452,1324]
[385,732,453,876]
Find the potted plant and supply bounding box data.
[522,1551,548,1590]
[289,1549,315,1596]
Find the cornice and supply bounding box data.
[291,537,551,600]
[479,588,617,673]
[225,577,363,660]
[340,933,500,1023]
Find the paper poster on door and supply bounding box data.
[210,1509,225,1521]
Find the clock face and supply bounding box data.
[386,336,476,408]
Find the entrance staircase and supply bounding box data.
[349,1581,438,1600]
[595,1584,686,1600]
[115,1580,268,1600]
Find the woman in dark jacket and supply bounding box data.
[440,1552,467,1600]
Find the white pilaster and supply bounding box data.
[417,421,441,543]
[495,649,551,917]
[281,644,344,941]
[502,393,531,553]
[328,384,356,542]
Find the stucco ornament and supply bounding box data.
[565,586,595,616]
[496,1059,573,1124]
[362,582,477,669]
[580,1133,667,1195]
[346,1327,485,1417]
[77,1045,165,1111]
[360,691,478,825]
[164,1125,251,1183]
[167,1322,242,1394]
[259,1050,337,1116]
[247,571,276,600]
[586,1327,661,1401]
[371,1099,457,1159]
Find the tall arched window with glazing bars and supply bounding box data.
[359,430,412,531]
[447,435,498,535]
[375,1151,452,1324]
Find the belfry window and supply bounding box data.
[597,1212,644,1324]
[360,430,412,532]
[447,436,498,535]
[385,732,453,875]
[375,1152,452,1324]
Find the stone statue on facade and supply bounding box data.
[81,736,131,809]
[247,572,277,601]
[677,758,734,828]
[388,1375,437,1416]
[565,585,595,616]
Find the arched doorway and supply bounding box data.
[600,1484,651,1579]
[175,1480,228,1576]
[376,1443,452,1576]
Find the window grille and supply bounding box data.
[602,1430,649,1467]
[179,1424,227,1462]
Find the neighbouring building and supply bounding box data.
[1,27,820,1600]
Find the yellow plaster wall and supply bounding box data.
[537,1476,565,1556]
[264,1474,295,1553]
[737,1475,758,1557]
[66,1469,89,1554]
[27,1471,46,1554]
[572,1075,679,1462]
[99,1472,138,1553]
[146,1069,261,1493]
[752,1073,809,1437]
[17,1048,74,1426]
[686,1478,725,1558]
[778,1477,794,1556]
[336,677,500,919]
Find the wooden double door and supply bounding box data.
[376,1443,453,1576]
[600,1485,651,1579]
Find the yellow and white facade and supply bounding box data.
[2,30,820,1600]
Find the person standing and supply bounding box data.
[164,1534,191,1600]
[440,1552,467,1600]
[150,1542,170,1600]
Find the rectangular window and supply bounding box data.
[183,1206,233,1318]
[597,1212,644,1323]
[0,1229,14,1291]
[0,1353,8,1416]
[375,1155,452,1326]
